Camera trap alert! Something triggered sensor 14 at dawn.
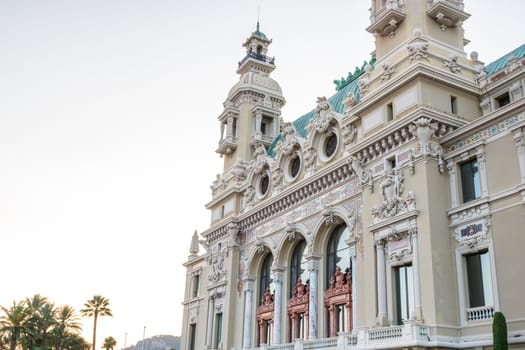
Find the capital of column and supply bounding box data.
[305,254,321,272]
[243,278,256,292]
[271,265,286,283]
[375,239,386,250]
[446,159,456,174]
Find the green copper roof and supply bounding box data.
[253,21,268,40]
[486,43,525,76]
[268,73,362,157]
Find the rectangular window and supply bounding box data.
[386,102,394,121]
[395,265,414,325]
[495,92,510,108]
[192,275,200,298]
[466,251,493,308]
[460,159,481,203]
[189,324,196,350]
[261,121,267,135]
[215,313,222,347]
[451,96,458,114]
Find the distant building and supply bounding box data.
[181,1,525,349]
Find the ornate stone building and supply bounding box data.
[181,1,525,350]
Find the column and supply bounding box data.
[272,268,284,344]
[351,254,358,332]
[227,116,234,138]
[243,281,254,349]
[375,240,388,326]
[514,129,525,182]
[446,160,458,207]
[307,256,320,339]
[476,146,489,198]
[410,228,423,321]
[207,296,215,348]
[255,112,263,138]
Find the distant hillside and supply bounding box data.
[122,335,180,350]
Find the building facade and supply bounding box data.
[181,1,525,349]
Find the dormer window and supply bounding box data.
[257,45,263,55]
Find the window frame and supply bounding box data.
[455,240,499,325]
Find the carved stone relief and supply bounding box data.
[371,169,412,221]
[407,39,429,61]
[444,54,461,73]
[408,117,444,173]
[306,97,342,135]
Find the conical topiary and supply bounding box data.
[493,311,508,350]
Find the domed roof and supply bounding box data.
[227,71,283,98]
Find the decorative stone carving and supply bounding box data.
[388,232,413,262]
[321,206,341,225]
[409,117,444,173]
[274,122,300,156]
[210,174,226,195]
[357,65,373,96]
[207,245,226,283]
[348,156,373,192]
[243,185,255,208]
[371,169,409,221]
[342,124,357,148]
[232,164,247,183]
[271,167,284,189]
[453,218,490,248]
[306,97,341,135]
[505,54,522,74]
[480,97,491,115]
[303,147,317,174]
[252,142,269,175]
[407,40,429,61]
[342,92,356,114]
[285,221,296,241]
[444,54,461,73]
[470,51,487,86]
[380,62,396,81]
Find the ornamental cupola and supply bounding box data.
[216,22,286,173]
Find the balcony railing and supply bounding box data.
[250,324,431,350]
[368,326,403,342]
[238,52,275,67]
[467,305,495,321]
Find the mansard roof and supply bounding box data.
[486,43,525,76]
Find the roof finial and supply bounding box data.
[257,5,260,32]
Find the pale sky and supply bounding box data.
[1,0,523,348]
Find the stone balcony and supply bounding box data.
[426,0,470,31]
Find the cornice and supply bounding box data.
[351,61,480,116]
[441,98,525,148]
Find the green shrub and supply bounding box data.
[493,311,508,350]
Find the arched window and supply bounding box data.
[259,254,274,300]
[257,253,274,346]
[325,224,351,287]
[288,240,309,341]
[324,224,352,337]
[290,240,308,294]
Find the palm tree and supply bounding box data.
[54,306,82,350]
[101,337,116,350]
[0,301,30,350]
[80,296,112,350]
